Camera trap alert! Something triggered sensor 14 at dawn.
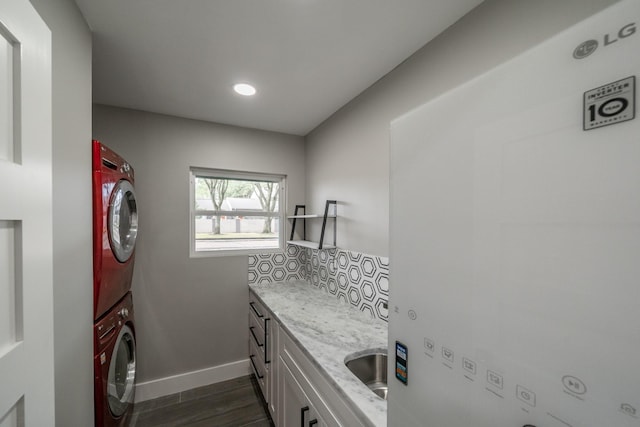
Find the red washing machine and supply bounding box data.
[92,140,138,320]
[94,292,136,427]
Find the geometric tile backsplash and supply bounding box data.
[248,244,306,284]
[249,244,389,322]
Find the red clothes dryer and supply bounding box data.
[94,292,136,427]
[93,140,138,320]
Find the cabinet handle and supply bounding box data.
[309,420,318,427]
[249,355,264,379]
[249,302,264,318]
[264,318,270,364]
[249,326,264,347]
[300,406,309,427]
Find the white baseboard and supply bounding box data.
[134,359,250,403]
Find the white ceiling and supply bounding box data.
[74,0,483,136]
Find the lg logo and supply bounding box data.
[573,22,636,59]
[573,39,598,59]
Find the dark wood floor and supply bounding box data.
[130,375,275,427]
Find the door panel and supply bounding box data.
[0,28,15,162]
[0,0,53,425]
[0,221,18,351]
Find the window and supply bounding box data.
[189,168,286,256]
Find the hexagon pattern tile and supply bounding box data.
[248,244,306,285]
[307,248,389,321]
[249,244,389,321]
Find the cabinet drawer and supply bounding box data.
[248,296,271,364]
[249,295,268,323]
[249,312,267,362]
[249,333,267,395]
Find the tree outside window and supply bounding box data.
[190,168,285,256]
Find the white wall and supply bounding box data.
[28,0,94,425]
[305,0,621,258]
[92,105,305,388]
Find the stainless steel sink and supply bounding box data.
[344,350,388,400]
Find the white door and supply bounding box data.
[0,0,53,425]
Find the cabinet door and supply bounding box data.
[281,359,308,427]
[281,360,329,427]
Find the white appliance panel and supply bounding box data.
[389,1,640,426]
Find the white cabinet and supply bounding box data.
[277,319,363,427]
[281,361,329,427]
[250,289,366,427]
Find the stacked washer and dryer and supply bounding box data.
[92,140,138,427]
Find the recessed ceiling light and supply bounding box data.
[233,83,256,96]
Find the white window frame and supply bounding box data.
[189,167,286,257]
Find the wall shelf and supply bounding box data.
[286,240,336,250]
[287,214,336,219]
[288,200,337,250]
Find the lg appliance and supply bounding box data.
[94,292,136,427]
[389,2,640,426]
[92,140,138,320]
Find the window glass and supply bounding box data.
[190,169,285,256]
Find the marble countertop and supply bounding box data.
[249,280,388,427]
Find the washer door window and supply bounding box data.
[108,324,136,416]
[108,180,138,262]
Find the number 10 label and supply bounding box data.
[584,76,635,131]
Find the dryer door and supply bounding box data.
[108,324,136,416]
[108,179,138,262]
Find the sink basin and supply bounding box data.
[344,350,388,400]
